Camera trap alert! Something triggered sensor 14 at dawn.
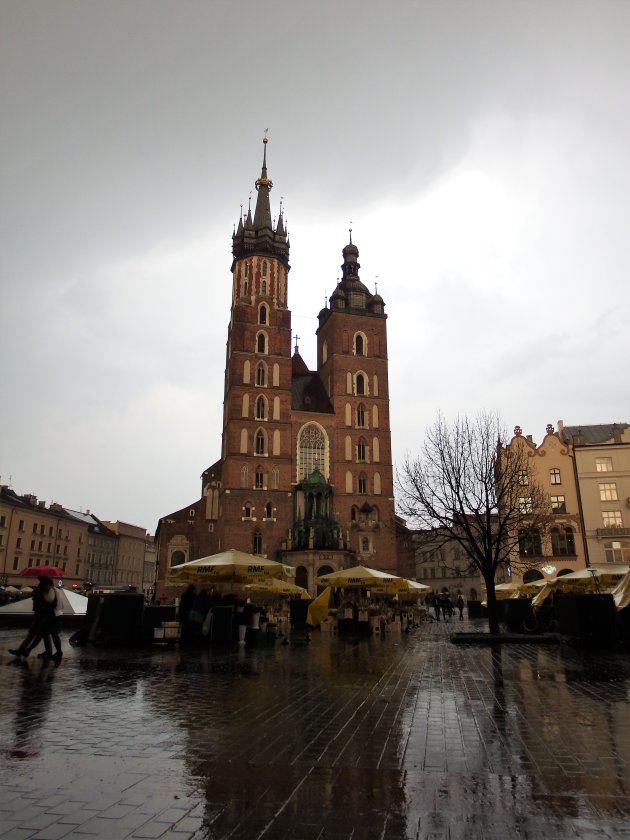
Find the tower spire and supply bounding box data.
[253,132,273,230]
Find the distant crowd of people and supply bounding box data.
[428,592,466,622]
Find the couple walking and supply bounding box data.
[9,576,63,662]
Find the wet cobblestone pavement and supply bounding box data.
[1,618,630,839]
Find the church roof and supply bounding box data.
[291,358,334,413]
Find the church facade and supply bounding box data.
[155,141,401,594]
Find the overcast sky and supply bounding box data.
[1,1,628,533]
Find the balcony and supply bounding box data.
[596,526,630,538]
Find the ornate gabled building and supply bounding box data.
[155,140,400,594]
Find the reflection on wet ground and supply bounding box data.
[1,619,629,839]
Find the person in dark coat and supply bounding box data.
[8,577,61,660]
[178,584,196,641]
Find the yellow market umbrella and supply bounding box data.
[243,578,310,599]
[307,586,332,627]
[556,565,629,589]
[369,578,432,596]
[166,549,295,585]
[315,565,402,589]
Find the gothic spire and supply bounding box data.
[253,135,273,231]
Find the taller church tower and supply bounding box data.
[219,137,294,554]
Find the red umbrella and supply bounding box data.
[19,565,66,578]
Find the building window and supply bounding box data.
[255,429,266,455]
[0,515,5,527]
[264,502,273,519]
[257,332,267,353]
[16,538,22,549]
[243,504,253,519]
[298,424,326,480]
[256,396,267,420]
[30,540,35,550]
[356,404,365,428]
[361,537,370,552]
[32,523,38,534]
[355,334,365,356]
[255,468,264,489]
[189,509,196,517]
[253,531,262,554]
[518,497,533,514]
[596,457,613,472]
[602,510,623,528]
[259,304,268,324]
[604,541,630,563]
[358,473,368,494]
[518,528,542,557]
[549,468,561,485]
[357,437,366,462]
[261,279,267,295]
[599,483,618,502]
[262,260,268,277]
[12,557,19,570]
[170,550,186,567]
[18,520,24,531]
[551,495,566,513]
[256,362,267,386]
[356,373,365,395]
[351,507,357,521]
[551,527,576,556]
[518,470,529,486]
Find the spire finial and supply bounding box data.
[349,222,353,244]
[294,334,300,354]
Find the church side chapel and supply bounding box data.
[155,140,401,595]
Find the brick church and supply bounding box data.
[155,140,410,595]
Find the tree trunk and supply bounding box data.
[484,574,501,635]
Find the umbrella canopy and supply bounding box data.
[166,549,295,585]
[315,565,402,589]
[5,586,20,594]
[243,578,310,599]
[557,565,629,583]
[369,578,433,596]
[0,587,88,615]
[19,565,66,578]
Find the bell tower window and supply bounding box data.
[262,260,268,277]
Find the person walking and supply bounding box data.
[456,594,465,620]
[8,576,61,660]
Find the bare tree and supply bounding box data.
[396,412,551,634]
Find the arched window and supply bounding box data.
[259,304,268,324]
[355,333,365,356]
[358,472,368,494]
[253,531,262,554]
[255,468,264,489]
[298,424,327,480]
[264,502,273,519]
[256,395,267,420]
[257,332,267,353]
[351,506,357,521]
[356,404,365,427]
[240,466,248,488]
[255,429,266,455]
[256,362,267,386]
[518,528,542,557]
[170,550,185,567]
[262,260,268,277]
[551,527,576,556]
[243,503,253,519]
[356,373,365,395]
[361,537,370,552]
[261,279,267,295]
[357,437,366,462]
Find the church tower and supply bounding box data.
[218,137,294,555]
[314,235,397,571]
